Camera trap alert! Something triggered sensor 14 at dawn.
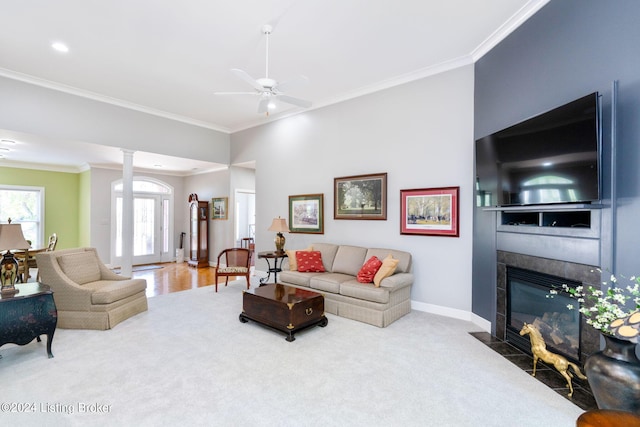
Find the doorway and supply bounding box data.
[111,177,174,266]
[235,190,255,246]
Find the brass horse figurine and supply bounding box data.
[519,322,587,397]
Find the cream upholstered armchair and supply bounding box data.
[36,247,148,330]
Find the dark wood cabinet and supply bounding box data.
[188,194,209,268]
[0,282,57,358]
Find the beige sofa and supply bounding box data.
[278,243,413,327]
[36,248,148,330]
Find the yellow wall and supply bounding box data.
[0,166,80,249]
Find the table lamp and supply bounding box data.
[0,222,31,295]
[267,217,289,252]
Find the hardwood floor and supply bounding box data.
[131,262,251,297]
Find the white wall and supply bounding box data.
[231,65,475,312]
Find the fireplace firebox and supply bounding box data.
[496,251,601,365]
[506,267,582,362]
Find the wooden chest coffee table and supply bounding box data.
[239,284,328,341]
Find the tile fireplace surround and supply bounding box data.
[491,250,602,409]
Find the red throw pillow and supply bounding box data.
[357,256,383,283]
[296,251,325,272]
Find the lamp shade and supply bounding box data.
[0,224,30,251]
[267,217,290,233]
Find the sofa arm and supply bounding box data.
[379,273,413,290]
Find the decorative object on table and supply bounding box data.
[288,194,324,234]
[549,273,640,413]
[334,173,387,220]
[0,220,31,295]
[400,187,459,237]
[267,217,289,252]
[211,197,228,220]
[519,323,586,397]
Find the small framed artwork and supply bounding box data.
[289,194,324,234]
[211,197,228,220]
[334,172,387,220]
[400,186,459,237]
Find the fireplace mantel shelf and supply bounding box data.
[483,203,604,212]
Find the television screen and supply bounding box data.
[475,92,600,207]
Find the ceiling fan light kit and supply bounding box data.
[215,24,312,115]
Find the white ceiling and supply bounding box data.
[0,0,547,174]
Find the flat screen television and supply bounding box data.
[475,92,601,207]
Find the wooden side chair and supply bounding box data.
[214,248,251,292]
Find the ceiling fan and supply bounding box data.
[214,25,312,115]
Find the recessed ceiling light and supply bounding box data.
[52,42,69,53]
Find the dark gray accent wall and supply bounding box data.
[472,0,640,325]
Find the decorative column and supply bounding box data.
[120,149,135,278]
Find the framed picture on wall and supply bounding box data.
[211,197,228,220]
[400,186,459,237]
[334,172,387,220]
[289,194,324,234]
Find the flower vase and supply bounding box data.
[584,334,640,414]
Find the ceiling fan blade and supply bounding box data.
[213,91,259,96]
[278,94,312,109]
[257,97,270,114]
[273,75,309,93]
[231,68,265,92]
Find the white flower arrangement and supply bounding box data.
[549,271,640,334]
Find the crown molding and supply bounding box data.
[471,0,550,61]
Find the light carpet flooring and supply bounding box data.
[1,280,584,426]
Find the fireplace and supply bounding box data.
[496,251,601,364]
[506,267,582,362]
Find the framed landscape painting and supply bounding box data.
[211,197,228,220]
[289,194,324,234]
[400,186,459,237]
[334,172,387,220]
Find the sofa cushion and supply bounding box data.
[57,251,101,285]
[296,251,325,272]
[357,256,383,283]
[84,279,147,304]
[278,270,324,287]
[332,245,368,276]
[311,243,339,272]
[340,280,390,304]
[373,254,399,287]
[285,246,312,271]
[309,273,353,293]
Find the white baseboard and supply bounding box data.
[411,300,491,333]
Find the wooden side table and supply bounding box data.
[0,282,57,359]
[257,251,288,285]
[577,409,640,427]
